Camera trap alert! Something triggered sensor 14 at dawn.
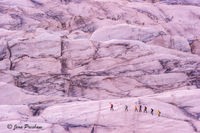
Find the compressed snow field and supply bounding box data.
[0,0,200,132]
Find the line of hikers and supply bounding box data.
[110,104,161,117]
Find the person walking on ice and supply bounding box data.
[151,108,154,115]
[158,110,161,116]
[110,103,114,111]
[144,106,147,113]
[125,105,128,111]
[139,105,142,112]
[135,105,138,112]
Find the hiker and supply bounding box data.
[139,105,142,112]
[151,108,154,115]
[135,105,138,112]
[158,110,161,116]
[125,105,128,111]
[110,103,114,111]
[144,106,147,113]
